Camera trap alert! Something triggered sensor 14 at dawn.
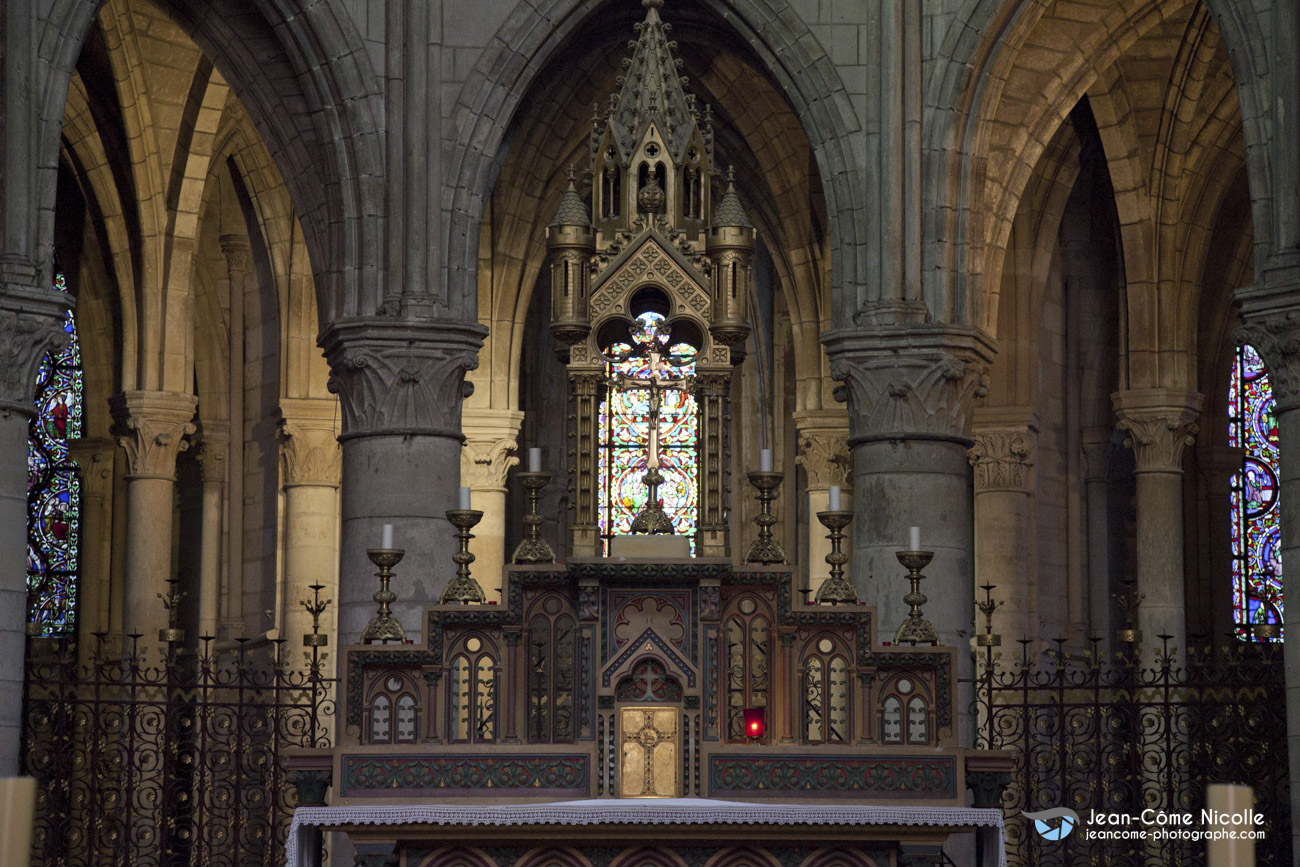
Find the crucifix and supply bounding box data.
[609,324,694,535]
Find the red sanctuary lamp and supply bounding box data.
[743,707,765,740]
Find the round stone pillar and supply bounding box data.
[1112,388,1202,659]
[195,432,228,641]
[1080,427,1114,650]
[277,399,342,663]
[0,283,76,774]
[460,408,524,599]
[110,390,199,643]
[322,318,487,642]
[824,326,993,747]
[968,413,1037,643]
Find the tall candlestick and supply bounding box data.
[760,448,772,472]
[528,447,542,473]
[459,486,472,510]
[381,523,394,550]
[909,526,921,551]
[828,485,841,511]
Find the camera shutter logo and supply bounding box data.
[1022,808,1080,840]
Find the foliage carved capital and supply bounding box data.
[1235,309,1300,412]
[968,427,1035,493]
[109,390,199,480]
[0,283,73,415]
[278,421,341,487]
[795,429,852,488]
[320,318,487,440]
[460,437,519,489]
[822,326,994,445]
[1112,389,1202,473]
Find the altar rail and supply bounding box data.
[976,638,1290,867]
[21,632,334,867]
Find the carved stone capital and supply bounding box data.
[1080,426,1113,480]
[1112,389,1203,473]
[320,318,487,440]
[822,326,994,445]
[1234,300,1300,411]
[109,390,199,480]
[67,437,116,497]
[968,426,1036,493]
[795,428,852,489]
[460,408,525,490]
[218,234,251,275]
[278,424,340,488]
[0,283,74,414]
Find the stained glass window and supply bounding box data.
[597,311,699,553]
[1229,343,1282,639]
[27,269,83,637]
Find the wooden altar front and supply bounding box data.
[287,560,1012,866]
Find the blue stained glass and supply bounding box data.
[1229,344,1282,639]
[597,311,699,554]
[27,269,82,636]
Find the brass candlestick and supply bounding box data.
[975,583,1002,647]
[744,471,787,564]
[1253,585,1282,641]
[441,509,487,603]
[158,577,186,644]
[630,468,674,534]
[512,472,555,564]
[1114,579,1143,645]
[893,550,938,645]
[301,583,331,648]
[814,510,857,603]
[362,548,406,643]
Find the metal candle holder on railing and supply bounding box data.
[302,583,331,649]
[441,509,487,603]
[158,577,185,645]
[361,548,406,643]
[814,510,857,603]
[893,550,938,645]
[975,583,1002,648]
[744,471,787,564]
[1114,579,1143,645]
[512,472,555,564]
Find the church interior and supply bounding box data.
[2,0,1298,864]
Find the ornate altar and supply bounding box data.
[288,560,1010,866]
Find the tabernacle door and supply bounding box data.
[617,705,680,798]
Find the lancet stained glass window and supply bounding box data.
[28,269,83,636]
[1229,343,1282,638]
[597,311,699,553]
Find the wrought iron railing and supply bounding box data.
[22,625,334,867]
[978,636,1290,867]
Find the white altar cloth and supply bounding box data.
[286,798,1005,867]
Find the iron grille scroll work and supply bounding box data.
[22,622,334,866]
[977,636,1290,867]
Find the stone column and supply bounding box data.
[824,326,993,746]
[967,411,1037,644]
[1080,427,1114,647]
[194,431,228,641]
[460,408,523,599]
[322,318,486,642]
[277,399,341,658]
[1195,446,1245,640]
[219,234,249,638]
[109,390,198,643]
[1112,388,1202,657]
[67,438,117,647]
[0,283,74,774]
[792,413,852,600]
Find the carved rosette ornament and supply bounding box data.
[320,319,487,439]
[968,429,1035,493]
[109,391,199,481]
[0,284,74,415]
[822,327,994,445]
[1112,390,1203,473]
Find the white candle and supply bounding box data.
[459,487,472,510]
[828,485,841,511]
[760,449,772,472]
[909,526,921,551]
[528,447,542,473]
[381,523,394,549]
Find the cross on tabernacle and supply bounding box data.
[609,326,693,534]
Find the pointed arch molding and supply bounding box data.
[928,0,1272,333]
[30,0,384,323]
[444,0,866,321]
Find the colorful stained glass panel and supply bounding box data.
[27,270,82,637]
[597,312,699,553]
[1229,344,1282,638]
